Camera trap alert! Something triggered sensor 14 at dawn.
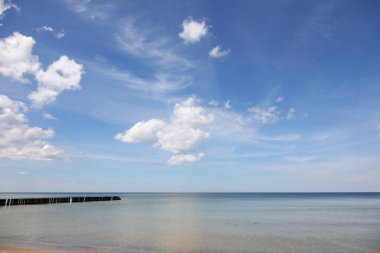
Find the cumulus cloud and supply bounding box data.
[0,0,18,18]
[167,153,204,166]
[115,97,213,165]
[55,30,65,39]
[170,97,214,126]
[179,17,208,44]
[286,107,295,120]
[0,94,62,160]
[209,45,230,58]
[28,55,84,108]
[156,125,210,153]
[114,119,165,144]
[0,32,40,83]
[248,106,280,124]
[0,33,82,107]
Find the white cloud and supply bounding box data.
[209,45,230,58]
[55,30,65,39]
[64,0,114,20]
[167,153,204,166]
[115,97,213,165]
[0,94,62,160]
[248,106,280,124]
[0,0,18,18]
[170,97,214,126]
[28,55,84,108]
[0,33,81,107]
[156,125,210,153]
[0,32,40,83]
[179,17,208,44]
[105,68,189,95]
[286,107,295,120]
[275,96,284,103]
[36,26,65,39]
[43,113,58,121]
[118,20,191,68]
[208,106,251,141]
[37,26,53,32]
[223,100,231,109]
[208,99,219,107]
[114,119,165,144]
[151,97,213,154]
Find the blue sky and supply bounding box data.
[0,0,380,192]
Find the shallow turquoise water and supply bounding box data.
[0,193,379,252]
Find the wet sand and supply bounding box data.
[0,246,54,253]
[0,246,111,253]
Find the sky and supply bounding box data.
[0,0,380,192]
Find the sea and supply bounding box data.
[0,193,379,253]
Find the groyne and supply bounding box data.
[0,196,121,206]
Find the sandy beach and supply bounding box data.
[0,247,54,253]
[0,246,105,253]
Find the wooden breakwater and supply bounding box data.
[0,196,121,207]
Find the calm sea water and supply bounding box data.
[0,193,379,253]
